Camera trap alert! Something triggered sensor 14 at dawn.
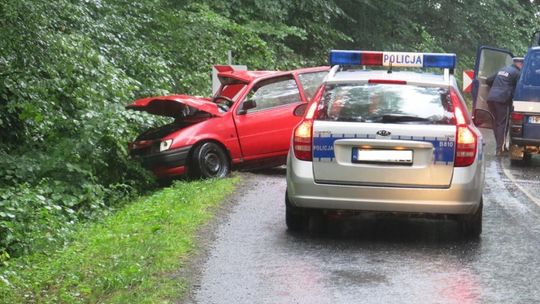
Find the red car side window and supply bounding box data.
[244,76,301,113]
[298,71,328,101]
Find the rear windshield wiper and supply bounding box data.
[336,117,366,122]
[368,114,432,123]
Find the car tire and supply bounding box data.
[460,198,483,238]
[307,211,327,234]
[285,191,305,232]
[510,158,522,166]
[512,152,532,166]
[190,142,230,179]
[509,142,532,166]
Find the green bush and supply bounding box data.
[0,178,238,303]
[0,0,327,260]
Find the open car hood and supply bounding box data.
[126,95,223,117]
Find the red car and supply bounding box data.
[127,66,329,180]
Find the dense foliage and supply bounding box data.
[0,178,237,303]
[0,0,537,260]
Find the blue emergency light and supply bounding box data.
[329,50,456,69]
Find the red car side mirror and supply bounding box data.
[293,103,307,117]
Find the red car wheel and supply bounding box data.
[190,142,230,179]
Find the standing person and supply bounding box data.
[486,57,524,156]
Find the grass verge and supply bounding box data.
[0,177,238,303]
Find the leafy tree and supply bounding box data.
[0,0,537,260]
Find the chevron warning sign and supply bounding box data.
[463,70,474,93]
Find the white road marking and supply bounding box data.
[501,160,540,208]
[500,178,540,184]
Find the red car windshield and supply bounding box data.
[219,83,246,99]
[212,82,247,112]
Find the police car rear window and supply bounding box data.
[316,83,454,124]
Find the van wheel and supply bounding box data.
[285,191,305,232]
[190,142,230,179]
[460,198,483,238]
[513,153,532,166]
[509,143,530,165]
[510,158,522,166]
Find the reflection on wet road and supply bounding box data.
[185,129,540,303]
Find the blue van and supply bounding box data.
[472,31,540,164]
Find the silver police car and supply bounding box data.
[286,50,485,237]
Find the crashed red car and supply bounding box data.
[127,66,329,179]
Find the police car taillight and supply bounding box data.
[455,125,477,167]
[293,102,318,161]
[293,121,313,161]
[451,90,477,167]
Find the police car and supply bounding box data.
[286,50,485,237]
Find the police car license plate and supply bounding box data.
[352,148,413,165]
[528,116,540,124]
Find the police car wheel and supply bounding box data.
[307,212,327,234]
[285,191,305,232]
[460,198,483,238]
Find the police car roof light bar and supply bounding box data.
[328,50,456,70]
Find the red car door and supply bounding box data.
[233,75,304,160]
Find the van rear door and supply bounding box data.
[472,46,513,128]
[513,48,540,141]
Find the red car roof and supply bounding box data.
[217,66,329,83]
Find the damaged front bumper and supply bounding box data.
[131,145,192,178]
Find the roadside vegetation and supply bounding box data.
[0,177,237,303]
[0,0,537,301]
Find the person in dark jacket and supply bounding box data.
[486,57,524,156]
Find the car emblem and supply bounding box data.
[376,130,391,136]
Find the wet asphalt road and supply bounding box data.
[184,129,540,304]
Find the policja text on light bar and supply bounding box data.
[328,50,456,69]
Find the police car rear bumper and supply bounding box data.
[286,154,484,216]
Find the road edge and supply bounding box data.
[174,173,253,304]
